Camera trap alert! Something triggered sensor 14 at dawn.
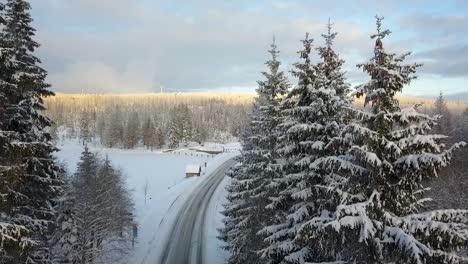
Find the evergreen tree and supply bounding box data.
[260,24,352,263]
[221,37,290,264]
[258,32,319,264]
[124,112,140,149]
[168,105,193,148]
[79,111,92,145]
[96,116,106,144]
[457,107,468,141]
[142,117,157,150]
[105,106,124,148]
[155,125,165,149]
[432,92,453,135]
[52,169,81,264]
[310,16,468,263]
[0,0,62,262]
[69,147,134,263]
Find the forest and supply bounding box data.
[44,93,253,149]
[1,0,468,263]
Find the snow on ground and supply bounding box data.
[56,139,239,263]
[205,176,231,263]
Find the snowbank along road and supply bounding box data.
[158,158,237,264]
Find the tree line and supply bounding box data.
[44,93,253,149]
[0,1,133,263]
[220,17,468,264]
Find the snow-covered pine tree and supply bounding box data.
[71,147,134,263]
[432,91,453,135]
[168,105,193,148]
[0,2,31,261]
[0,0,62,262]
[96,116,106,144]
[220,104,263,264]
[105,106,124,148]
[220,37,290,264]
[94,156,133,252]
[142,117,157,150]
[258,32,318,264]
[155,125,165,149]
[179,104,193,145]
[168,112,181,148]
[260,24,352,263]
[72,146,100,263]
[52,168,81,264]
[124,112,140,149]
[457,106,468,141]
[79,111,92,145]
[310,16,468,263]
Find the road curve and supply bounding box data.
[158,158,237,264]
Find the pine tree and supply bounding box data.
[142,117,157,150]
[124,112,140,149]
[52,169,81,264]
[0,0,62,262]
[79,111,92,145]
[72,147,100,263]
[458,107,468,141]
[260,24,352,263]
[257,32,318,264]
[433,92,453,135]
[96,116,106,144]
[105,106,124,148]
[155,125,165,149]
[69,147,134,263]
[168,105,193,148]
[0,2,31,258]
[310,16,468,263]
[221,37,290,264]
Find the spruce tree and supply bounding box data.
[0,0,62,262]
[457,107,468,141]
[70,147,133,263]
[433,92,453,135]
[0,2,30,261]
[258,32,319,264]
[155,125,165,149]
[52,169,81,264]
[124,112,140,149]
[260,24,352,263]
[79,111,92,145]
[168,105,193,148]
[310,16,468,263]
[142,117,157,150]
[105,106,124,148]
[221,37,290,264]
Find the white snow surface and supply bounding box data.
[56,139,239,264]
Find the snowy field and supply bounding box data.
[56,139,239,263]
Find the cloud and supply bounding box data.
[49,61,155,93]
[399,14,468,78]
[29,0,468,94]
[415,44,468,77]
[33,1,372,93]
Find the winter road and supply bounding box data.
[158,158,237,264]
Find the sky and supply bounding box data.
[29,0,468,96]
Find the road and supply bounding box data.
[158,158,237,264]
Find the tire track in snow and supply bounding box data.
[139,193,183,264]
[158,159,236,264]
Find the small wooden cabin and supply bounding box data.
[186,164,202,177]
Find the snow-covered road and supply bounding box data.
[158,158,237,264]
